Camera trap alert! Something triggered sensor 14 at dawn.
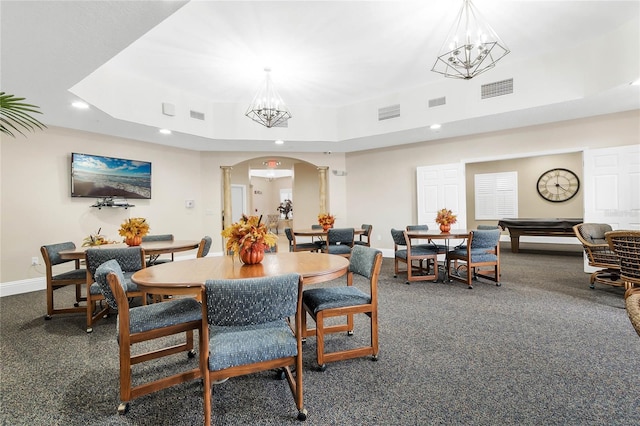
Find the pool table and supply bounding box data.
[498,218,583,253]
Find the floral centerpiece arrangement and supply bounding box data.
[118,217,150,246]
[221,214,277,264]
[435,208,457,232]
[318,213,335,231]
[82,228,116,247]
[277,199,293,219]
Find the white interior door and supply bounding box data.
[417,163,466,229]
[583,144,640,271]
[417,163,466,249]
[231,184,246,223]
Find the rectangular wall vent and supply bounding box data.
[428,97,446,108]
[481,78,513,99]
[378,104,401,121]
[190,110,205,120]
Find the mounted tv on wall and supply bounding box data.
[71,152,151,199]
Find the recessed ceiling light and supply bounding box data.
[159,128,172,135]
[71,101,89,109]
[275,139,284,145]
[430,123,442,130]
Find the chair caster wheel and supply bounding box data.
[297,408,308,421]
[187,349,196,358]
[276,369,286,380]
[590,284,595,289]
[318,364,326,372]
[117,402,129,415]
[44,315,52,320]
[86,327,93,333]
[467,286,473,289]
[372,354,378,361]
[393,274,397,278]
[405,281,410,285]
[347,330,354,336]
[496,282,501,287]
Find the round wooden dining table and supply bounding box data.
[131,252,350,296]
[58,239,201,260]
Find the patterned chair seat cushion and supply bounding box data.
[303,287,370,314]
[128,297,202,334]
[52,268,87,281]
[208,320,297,371]
[326,245,352,255]
[449,248,497,263]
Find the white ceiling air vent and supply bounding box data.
[190,110,205,120]
[428,97,446,108]
[378,104,400,121]
[481,78,513,99]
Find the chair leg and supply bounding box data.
[315,313,326,371]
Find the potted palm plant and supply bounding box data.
[0,92,47,137]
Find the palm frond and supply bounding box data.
[0,92,47,137]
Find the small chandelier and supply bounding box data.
[431,0,510,80]
[245,68,292,128]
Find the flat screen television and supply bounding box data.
[70,152,151,199]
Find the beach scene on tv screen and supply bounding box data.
[72,153,151,199]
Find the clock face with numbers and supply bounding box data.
[536,168,580,202]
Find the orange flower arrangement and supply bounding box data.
[221,214,277,256]
[318,213,335,229]
[118,217,150,239]
[435,208,457,226]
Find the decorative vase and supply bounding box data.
[439,224,451,233]
[239,247,265,265]
[125,236,142,246]
[322,224,332,231]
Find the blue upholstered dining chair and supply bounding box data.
[391,228,439,284]
[40,241,87,320]
[284,228,318,252]
[354,224,373,247]
[142,233,174,265]
[84,247,146,333]
[406,224,446,253]
[200,274,306,425]
[94,260,202,415]
[302,245,383,371]
[446,229,501,289]
[324,228,355,258]
[197,236,213,258]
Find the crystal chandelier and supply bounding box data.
[431,0,510,80]
[245,68,292,128]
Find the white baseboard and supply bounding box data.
[0,277,45,297]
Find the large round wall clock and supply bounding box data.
[536,168,580,202]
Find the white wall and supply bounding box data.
[1,110,638,292]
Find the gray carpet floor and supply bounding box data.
[1,249,639,425]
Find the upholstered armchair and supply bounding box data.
[354,224,373,247]
[574,223,621,289]
[84,247,146,333]
[324,228,355,258]
[142,233,174,265]
[95,260,202,415]
[302,245,383,371]
[201,274,306,425]
[391,228,439,283]
[40,241,87,320]
[447,229,501,289]
[285,228,318,252]
[197,236,213,258]
[266,214,280,234]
